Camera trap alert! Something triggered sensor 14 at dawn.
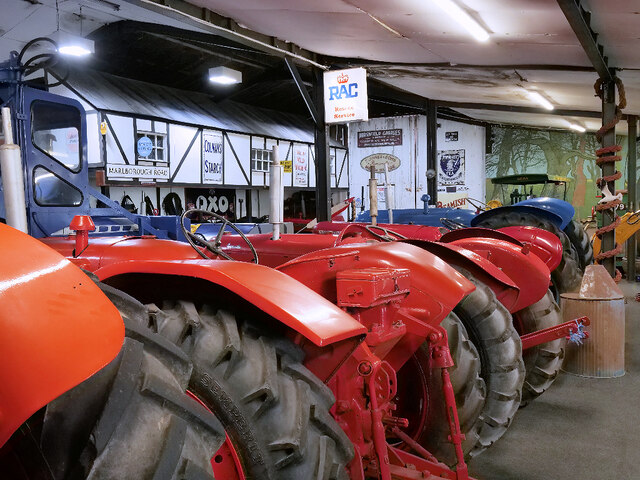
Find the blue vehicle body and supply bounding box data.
[511,198,575,230]
[0,53,186,241]
[357,194,574,231]
[356,207,476,227]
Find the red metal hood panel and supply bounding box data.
[278,242,475,327]
[313,221,443,241]
[1,226,124,447]
[448,237,550,311]
[43,236,366,347]
[498,226,563,272]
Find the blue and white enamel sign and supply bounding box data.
[438,149,465,185]
[324,67,368,124]
[137,136,153,158]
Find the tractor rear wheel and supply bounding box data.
[453,269,525,458]
[1,294,224,480]
[513,290,566,407]
[396,313,486,466]
[563,219,593,270]
[475,211,582,293]
[146,300,354,480]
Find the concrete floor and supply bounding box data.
[469,280,640,480]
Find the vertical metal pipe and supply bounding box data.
[369,165,378,226]
[426,99,438,205]
[270,145,283,240]
[601,80,617,277]
[628,115,637,281]
[313,68,331,222]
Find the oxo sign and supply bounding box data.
[324,67,368,124]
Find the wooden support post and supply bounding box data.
[601,80,617,277]
[426,99,438,206]
[628,115,637,281]
[313,68,331,222]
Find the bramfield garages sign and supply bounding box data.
[324,68,368,124]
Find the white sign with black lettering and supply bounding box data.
[106,164,169,179]
[202,131,223,184]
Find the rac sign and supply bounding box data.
[323,67,368,124]
[328,83,358,100]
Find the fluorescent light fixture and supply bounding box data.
[50,30,94,57]
[524,90,554,110]
[431,0,490,42]
[569,123,586,133]
[208,66,242,85]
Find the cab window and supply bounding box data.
[31,100,82,172]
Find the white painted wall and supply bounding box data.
[436,119,486,208]
[348,115,485,211]
[349,115,425,209]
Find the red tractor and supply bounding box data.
[185,210,584,460]
[0,224,223,478]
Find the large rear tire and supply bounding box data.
[146,300,354,480]
[397,313,486,466]
[475,211,583,293]
[513,290,566,407]
[563,219,593,270]
[453,270,525,458]
[1,288,224,480]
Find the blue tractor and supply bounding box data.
[357,174,591,293]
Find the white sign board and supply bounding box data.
[293,146,308,187]
[202,131,223,184]
[106,164,169,180]
[324,67,368,124]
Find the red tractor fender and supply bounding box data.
[400,239,521,313]
[277,241,475,327]
[41,236,366,348]
[498,226,563,271]
[440,226,562,272]
[0,226,124,447]
[444,236,551,311]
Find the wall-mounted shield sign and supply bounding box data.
[360,153,401,173]
[438,149,465,185]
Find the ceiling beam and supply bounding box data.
[120,0,327,69]
[556,0,614,81]
[439,100,608,119]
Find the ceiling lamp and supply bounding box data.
[50,30,94,57]
[569,123,586,133]
[208,66,242,85]
[431,0,490,42]
[524,89,554,111]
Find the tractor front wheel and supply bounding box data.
[453,270,525,458]
[396,312,486,466]
[563,219,594,270]
[146,300,354,480]
[1,292,224,480]
[513,290,566,406]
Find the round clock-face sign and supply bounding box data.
[137,136,153,157]
[360,153,401,173]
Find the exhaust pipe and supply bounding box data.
[1,107,28,233]
[269,145,283,240]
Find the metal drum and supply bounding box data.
[561,265,625,378]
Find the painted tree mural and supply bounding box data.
[486,126,630,220]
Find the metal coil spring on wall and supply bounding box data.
[593,77,626,280]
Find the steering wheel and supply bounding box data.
[440,218,467,230]
[363,225,407,242]
[180,209,259,264]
